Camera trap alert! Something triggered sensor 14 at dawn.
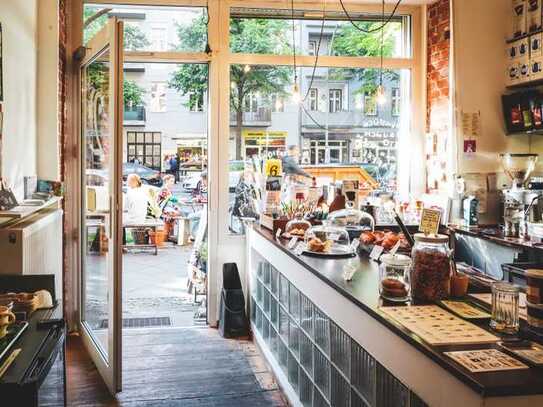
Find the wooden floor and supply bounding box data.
[66,328,287,406]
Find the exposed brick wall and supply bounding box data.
[426,0,451,192]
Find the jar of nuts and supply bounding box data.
[379,253,412,302]
[411,234,451,302]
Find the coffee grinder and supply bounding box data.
[500,153,541,237]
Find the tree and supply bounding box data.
[168,15,292,159]
[331,21,400,95]
[124,79,145,109]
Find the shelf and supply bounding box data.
[506,28,543,44]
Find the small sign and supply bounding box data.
[294,243,305,256]
[288,236,299,249]
[419,208,441,235]
[350,238,360,252]
[275,228,282,240]
[369,245,384,261]
[343,261,358,281]
[265,159,282,177]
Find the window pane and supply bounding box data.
[230,8,407,58]
[228,64,408,235]
[83,4,207,52]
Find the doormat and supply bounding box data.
[99,317,171,329]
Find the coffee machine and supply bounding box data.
[500,153,542,237]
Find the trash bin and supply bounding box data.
[219,263,249,338]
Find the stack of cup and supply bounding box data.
[526,269,543,332]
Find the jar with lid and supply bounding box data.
[410,234,451,302]
[379,253,411,302]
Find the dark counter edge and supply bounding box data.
[252,225,543,399]
[449,225,543,252]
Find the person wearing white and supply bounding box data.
[125,174,149,224]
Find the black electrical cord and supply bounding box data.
[301,104,328,131]
[379,0,385,87]
[338,0,403,33]
[205,0,212,54]
[291,0,298,86]
[302,1,326,103]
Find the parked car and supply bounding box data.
[181,161,244,192]
[123,163,163,187]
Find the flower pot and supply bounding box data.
[149,230,167,247]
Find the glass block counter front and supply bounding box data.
[250,255,428,407]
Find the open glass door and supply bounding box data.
[80,18,124,394]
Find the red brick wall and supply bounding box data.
[426,0,451,191]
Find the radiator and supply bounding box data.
[0,209,63,299]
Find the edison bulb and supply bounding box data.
[244,64,251,73]
[376,85,387,106]
[275,99,283,111]
[291,83,301,104]
[231,82,237,89]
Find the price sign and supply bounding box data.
[389,240,401,256]
[288,236,299,249]
[294,243,305,256]
[275,228,282,240]
[265,159,282,177]
[419,208,441,235]
[369,245,384,261]
[350,238,360,252]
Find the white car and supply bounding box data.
[182,161,244,192]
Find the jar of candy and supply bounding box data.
[379,253,412,302]
[410,234,451,302]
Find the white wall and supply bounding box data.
[0,0,38,199]
[453,0,533,175]
[37,0,60,181]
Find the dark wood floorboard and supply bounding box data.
[65,328,287,407]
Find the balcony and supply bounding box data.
[301,110,398,130]
[230,107,272,127]
[124,106,146,126]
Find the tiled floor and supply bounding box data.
[66,328,287,407]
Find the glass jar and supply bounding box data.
[379,254,412,302]
[490,282,520,334]
[410,233,451,302]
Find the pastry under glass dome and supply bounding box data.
[304,225,352,256]
[328,208,375,240]
[284,218,312,238]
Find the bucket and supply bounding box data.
[149,230,167,247]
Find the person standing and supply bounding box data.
[163,155,171,175]
[281,145,312,179]
[170,155,179,183]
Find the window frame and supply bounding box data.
[308,88,318,111]
[328,88,342,113]
[77,0,425,327]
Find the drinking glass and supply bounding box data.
[490,282,520,334]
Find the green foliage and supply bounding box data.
[83,6,150,51]
[124,79,146,108]
[331,21,401,94]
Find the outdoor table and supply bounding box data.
[123,218,164,255]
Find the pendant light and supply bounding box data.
[376,0,387,106]
[290,0,300,104]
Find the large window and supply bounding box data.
[309,89,318,111]
[150,82,167,112]
[126,131,162,170]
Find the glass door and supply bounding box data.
[80,18,124,394]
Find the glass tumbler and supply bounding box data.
[490,282,520,334]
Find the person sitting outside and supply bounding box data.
[125,174,149,224]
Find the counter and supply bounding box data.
[246,225,543,407]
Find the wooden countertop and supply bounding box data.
[253,225,543,398]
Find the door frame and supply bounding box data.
[78,17,124,394]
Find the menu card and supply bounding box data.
[444,349,528,373]
[379,305,499,346]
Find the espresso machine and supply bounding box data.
[500,153,543,238]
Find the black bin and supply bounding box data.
[219,263,249,338]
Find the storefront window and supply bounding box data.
[228,64,409,234]
[83,4,207,52]
[229,8,407,58]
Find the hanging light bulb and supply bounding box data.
[376,84,387,106]
[244,64,251,73]
[275,99,283,111]
[291,83,301,104]
[230,81,237,90]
